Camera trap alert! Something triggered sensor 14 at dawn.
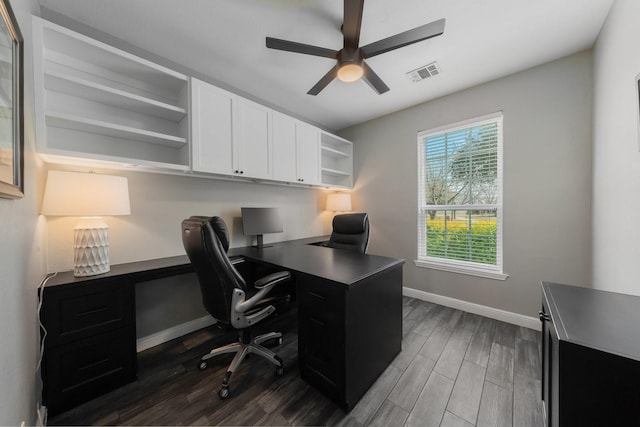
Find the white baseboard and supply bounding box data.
[136,316,216,352]
[136,289,539,353]
[403,287,540,331]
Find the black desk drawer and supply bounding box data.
[301,278,343,306]
[302,321,345,381]
[43,327,136,415]
[43,279,134,345]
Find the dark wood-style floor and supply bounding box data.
[49,297,544,426]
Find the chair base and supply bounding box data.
[199,331,284,399]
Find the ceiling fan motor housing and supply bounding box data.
[337,48,364,67]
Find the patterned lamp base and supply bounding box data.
[73,217,110,277]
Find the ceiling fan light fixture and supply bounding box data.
[337,63,363,82]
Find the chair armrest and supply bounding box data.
[255,271,291,289]
[234,271,291,314]
[229,255,245,265]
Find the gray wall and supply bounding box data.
[46,168,333,341]
[592,0,640,295]
[0,1,48,425]
[340,51,593,318]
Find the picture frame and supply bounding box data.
[0,0,22,199]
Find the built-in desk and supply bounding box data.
[40,237,404,415]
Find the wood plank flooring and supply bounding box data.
[49,297,544,426]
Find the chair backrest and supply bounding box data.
[181,216,247,325]
[328,213,370,253]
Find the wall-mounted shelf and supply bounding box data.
[321,167,351,177]
[321,145,351,158]
[44,71,187,121]
[32,16,354,189]
[320,132,353,188]
[46,113,187,148]
[33,16,190,170]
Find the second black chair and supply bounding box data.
[181,216,291,399]
[327,212,370,253]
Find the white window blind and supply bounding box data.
[416,112,504,278]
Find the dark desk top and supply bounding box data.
[231,236,404,286]
[44,236,404,289]
[542,281,640,362]
[44,255,193,288]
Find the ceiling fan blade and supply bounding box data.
[362,62,389,94]
[361,18,445,58]
[307,65,339,96]
[343,0,365,49]
[266,37,338,59]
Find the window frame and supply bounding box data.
[415,112,507,280]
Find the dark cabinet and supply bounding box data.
[40,276,136,416]
[298,265,403,412]
[540,281,640,427]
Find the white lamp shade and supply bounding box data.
[326,193,352,212]
[42,170,131,216]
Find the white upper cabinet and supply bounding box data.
[32,16,190,170]
[272,112,320,185]
[190,78,235,175]
[191,79,272,180]
[235,98,272,180]
[295,121,320,185]
[272,112,298,183]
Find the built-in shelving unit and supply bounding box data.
[32,16,190,170]
[320,132,353,188]
[32,16,354,189]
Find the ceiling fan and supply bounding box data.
[265,0,445,95]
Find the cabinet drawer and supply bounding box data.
[302,322,344,380]
[301,278,343,306]
[43,327,136,415]
[43,279,134,345]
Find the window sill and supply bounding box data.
[414,259,509,281]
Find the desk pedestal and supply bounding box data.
[298,264,403,412]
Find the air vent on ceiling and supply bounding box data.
[406,62,441,82]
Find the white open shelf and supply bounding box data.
[320,132,352,188]
[44,70,187,121]
[321,167,351,177]
[46,113,187,148]
[33,16,190,169]
[321,145,351,158]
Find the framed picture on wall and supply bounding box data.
[0,0,23,199]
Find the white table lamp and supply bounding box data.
[42,170,131,277]
[326,192,352,212]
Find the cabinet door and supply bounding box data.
[190,78,236,175]
[272,112,298,182]
[236,97,272,179]
[296,122,320,185]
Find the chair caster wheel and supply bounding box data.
[198,361,208,371]
[219,387,230,400]
[276,366,284,377]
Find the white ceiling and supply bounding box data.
[38,0,614,131]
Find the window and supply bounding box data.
[416,112,506,280]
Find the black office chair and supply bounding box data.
[181,216,291,399]
[327,212,370,253]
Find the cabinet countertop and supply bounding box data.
[542,281,640,362]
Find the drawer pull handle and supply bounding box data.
[539,311,551,322]
[308,291,325,300]
[76,306,109,317]
[79,357,110,371]
[310,317,325,327]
